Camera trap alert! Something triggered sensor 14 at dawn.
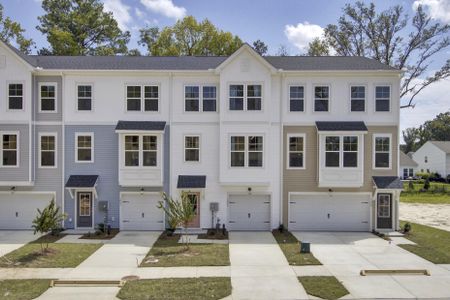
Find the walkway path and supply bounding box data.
[400,203,450,232]
[229,232,308,300]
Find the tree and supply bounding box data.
[252,39,268,56]
[138,16,243,56]
[37,0,130,55]
[0,4,33,54]
[32,199,66,253]
[276,44,289,56]
[312,1,450,108]
[306,38,330,56]
[127,49,141,56]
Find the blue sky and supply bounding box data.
[2,0,450,134]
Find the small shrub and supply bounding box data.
[424,179,430,191]
[416,172,430,180]
[32,199,66,253]
[408,180,414,191]
[403,222,412,233]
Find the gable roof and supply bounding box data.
[429,141,450,154]
[373,176,403,189]
[400,151,418,167]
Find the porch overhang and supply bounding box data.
[65,175,99,199]
[372,176,404,190]
[177,175,206,189]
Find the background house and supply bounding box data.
[400,151,418,179]
[412,141,450,178]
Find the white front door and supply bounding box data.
[228,194,271,231]
[120,193,164,230]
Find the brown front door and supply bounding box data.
[186,192,200,228]
[77,192,93,228]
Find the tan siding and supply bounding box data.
[282,125,398,225]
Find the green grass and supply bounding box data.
[0,234,102,268]
[400,193,450,204]
[399,221,450,264]
[140,233,229,267]
[0,279,51,300]
[117,277,231,300]
[272,230,321,265]
[298,276,349,300]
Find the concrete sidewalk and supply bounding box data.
[0,231,40,257]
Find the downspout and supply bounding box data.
[60,71,65,227]
[279,71,284,227]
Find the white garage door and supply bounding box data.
[228,195,270,231]
[0,193,53,230]
[120,193,164,230]
[289,194,370,231]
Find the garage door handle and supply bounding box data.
[327,213,330,219]
[229,201,235,204]
[141,213,145,218]
[248,213,251,218]
[16,212,18,217]
[229,221,235,223]
[289,221,296,223]
[123,220,129,223]
[290,202,295,204]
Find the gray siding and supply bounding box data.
[33,75,62,122]
[0,123,30,181]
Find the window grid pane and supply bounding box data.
[325,136,340,167]
[350,86,365,112]
[185,136,200,162]
[2,134,17,166]
[375,86,390,112]
[185,86,200,112]
[314,86,329,112]
[40,135,55,166]
[229,85,244,110]
[144,86,158,111]
[127,86,141,111]
[289,136,304,167]
[343,136,358,167]
[77,135,92,161]
[8,84,23,110]
[375,137,390,168]
[248,136,263,167]
[143,136,157,166]
[203,86,216,112]
[290,86,304,112]
[231,136,245,167]
[40,85,56,111]
[125,135,139,166]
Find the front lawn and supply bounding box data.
[298,276,349,300]
[0,234,102,268]
[117,277,231,300]
[399,221,450,264]
[140,233,229,267]
[400,193,450,204]
[0,279,50,300]
[272,230,321,265]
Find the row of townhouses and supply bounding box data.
[0,42,403,233]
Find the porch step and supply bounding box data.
[384,231,404,237]
[50,280,124,287]
[360,269,430,276]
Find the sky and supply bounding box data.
[2,0,450,135]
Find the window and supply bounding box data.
[185,86,199,111]
[325,136,340,167]
[343,136,358,167]
[77,85,92,111]
[375,86,390,112]
[124,135,157,167]
[185,86,216,112]
[289,86,304,112]
[288,135,304,168]
[314,86,329,112]
[203,86,216,111]
[229,84,262,111]
[8,83,23,110]
[403,168,414,179]
[79,193,91,216]
[1,133,18,167]
[350,86,365,112]
[377,194,391,217]
[40,134,56,167]
[424,156,428,163]
[184,136,200,162]
[126,85,159,112]
[144,86,159,111]
[324,136,358,168]
[230,135,263,167]
[76,134,93,162]
[374,135,391,168]
[126,86,141,111]
[40,83,56,112]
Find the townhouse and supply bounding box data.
[0,42,403,232]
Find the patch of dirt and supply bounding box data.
[400,203,450,231]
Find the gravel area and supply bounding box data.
[400,203,450,232]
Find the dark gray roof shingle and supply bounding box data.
[66,175,99,188]
[373,176,403,189]
[115,121,166,131]
[177,175,206,189]
[429,141,450,154]
[316,121,368,131]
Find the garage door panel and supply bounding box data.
[228,195,270,231]
[120,194,164,231]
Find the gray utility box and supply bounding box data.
[300,241,310,253]
[210,202,219,212]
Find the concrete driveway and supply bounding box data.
[0,230,38,257]
[293,232,450,299]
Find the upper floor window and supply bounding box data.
[185,86,199,111]
[39,83,56,112]
[350,86,365,112]
[343,136,358,167]
[288,135,305,168]
[1,133,18,167]
[424,156,428,163]
[230,135,263,167]
[185,85,217,112]
[77,85,92,111]
[124,135,157,167]
[314,86,329,112]
[203,86,217,112]
[184,136,200,162]
[325,136,340,167]
[126,85,159,112]
[39,134,56,168]
[8,83,23,110]
[375,86,390,112]
[325,136,358,168]
[289,86,304,112]
[374,135,391,168]
[229,84,262,111]
[76,133,93,163]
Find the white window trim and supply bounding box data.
[38,132,57,169]
[313,84,331,113]
[0,131,19,168]
[288,84,306,113]
[229,134,265,168]
[123,134,159,168]
[6,81,25,112]
[373,133,392,169]
[124,84,160,113]
[38,82,57,113]
[323,135,359,169]
[374,84,392,113]
[183,84,218,113]
[183,134,201,163]
[286,133,306,169]
[227,83,264,112]
[349,84,367,113]
[75,132,94,163]
[76,83,94,112]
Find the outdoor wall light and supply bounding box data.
[10,186,15,194]
[140,187,144,195]
[248,187,252,194]
[328,188,333,193]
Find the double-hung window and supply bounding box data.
[325,137,340,167]
[126,85,159,112]
[325,136,358,168]
[8,83,23,110]
[142,136,157,166]
[184,136,200,162]
[288,135,305,168]
[350,86,365,112]
[185,86,200,111]
[144,86,159,111]
[1,133,18,167]
[230,135,263,167]
[343,136,358,167]
[124,135,157,167]
[126,86,142,111]
[374,135,391,168]
[229,84,262,111]
[289,86,304,112]
[76,134,93,162]
[39,134,56,168]
[40,83,56,112]
[77,85,92,111]
[184,86,217,112]
[375,86,390,112]
[314,86,329,112]
[203,86,217,111]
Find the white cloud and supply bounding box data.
[413,0,450,23]
[140,0,186,20]
[103,0,131,31]
[135,7,145,19]
[284,22,324,52]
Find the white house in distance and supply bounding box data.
[399,151,418,179]
[413,141,450,177]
